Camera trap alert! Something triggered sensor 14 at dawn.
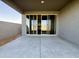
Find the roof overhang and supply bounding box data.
[1,0,72,14]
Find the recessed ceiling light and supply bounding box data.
[41,0,45,4]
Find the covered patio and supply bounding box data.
[0,0,79,58]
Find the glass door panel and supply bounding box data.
[30,15,37,34]
[47,19,51,34]
[49,15,56,34]
[26,15,30,34]
[41,15,48,34]
[26,15,56,35]
[31,16,37,34]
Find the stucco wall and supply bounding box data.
[0,21,21,40]
[59,0,79,45]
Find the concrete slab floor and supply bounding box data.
[0,36,79,58]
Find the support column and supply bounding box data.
[56,15,59,36]
[22,14,27,36]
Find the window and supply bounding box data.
[26,15,56,35]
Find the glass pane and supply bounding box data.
[26,15,30,34]
[31,20,37,31]
[41,16,47,34]
[31,15,37,34]
[41,20,47,31]
[47,20,51,31]
[49,15,56,34]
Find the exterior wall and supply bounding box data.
[59,0,79,45]
[0,21,21,40]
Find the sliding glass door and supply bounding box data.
[26,15,56,35]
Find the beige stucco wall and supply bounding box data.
[0,21,21,40]
[59,0,79,45]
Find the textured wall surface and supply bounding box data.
[59,0,79,45]
[0,21,21,40]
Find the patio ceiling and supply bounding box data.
[2,0,72,14]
